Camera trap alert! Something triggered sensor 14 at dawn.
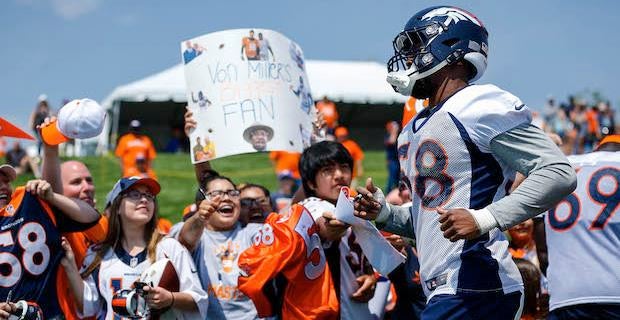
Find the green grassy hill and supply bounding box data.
[11,151,389,222]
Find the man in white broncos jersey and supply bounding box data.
[352,6,576,319]
[535,135,620,320]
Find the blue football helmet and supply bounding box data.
[387,6,489,97]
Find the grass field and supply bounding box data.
[11,151,389,222]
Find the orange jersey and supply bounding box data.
[114,133,157,178]
[316,101,339,129]
[402,97,428,127]
[341,139,364,177]
[238,205,338,320]
[269,151,301,179]
[242,37,260,59]
[57,217,108,320]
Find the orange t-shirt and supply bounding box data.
[269,151,301,179]
[242,37,260,59]
[115,133,157,178]
[341,139,364,177]
[316,101,339,129]
[402,97,429,127]
[238,205,339,319]
[57,218,108,320]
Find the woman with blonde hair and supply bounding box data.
[62,176,208,319]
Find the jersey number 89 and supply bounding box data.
[549,167,619,231]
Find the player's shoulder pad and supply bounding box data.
[446,84,531,120]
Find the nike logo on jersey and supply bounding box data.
[514,104,525,111]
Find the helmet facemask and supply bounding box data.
[386,22,450,98]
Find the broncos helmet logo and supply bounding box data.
[421,7,483,28]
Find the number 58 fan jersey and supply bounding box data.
[0,188,65,318]
[398,84,525,299]
[238,204,339,320]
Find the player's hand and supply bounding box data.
[317,211,349,241]
[437,208,480,242]
[25,179,54,201]
[353,178,382,220]
[143,286,174,310]
[0,302,16,320]
[197,195,221,222]
[351,274,377,302]
[184,106,197,136]
[60,237,77,269]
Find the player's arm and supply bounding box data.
[479,123,576,232]
[0,303,16,320]
[438,123,576,241]
[25,179,100,224]
[533,216,548,275]
[354,178,416,239]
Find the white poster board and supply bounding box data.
[181,29,314,163]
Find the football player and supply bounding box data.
[534,135,620,319]
[353,6,576,319]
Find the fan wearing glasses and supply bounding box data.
[238,183,273,226]
[61,176,207,319]
[174,174,264,320]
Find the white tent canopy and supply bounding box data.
[94,60,407,153]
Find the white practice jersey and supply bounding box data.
[397,84,527,299]
[80,237,208,320]
[544,151,620,310]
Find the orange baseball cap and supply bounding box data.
[598,134,620,146]
[0,118,34,140]
[334,126,348,137]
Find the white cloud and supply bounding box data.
[50,0,103,20]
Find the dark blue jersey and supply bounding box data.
[0,188,71,318]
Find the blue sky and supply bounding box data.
[1,0,618,135]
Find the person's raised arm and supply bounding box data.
[60,237,85,313]
[25,179,99,223]
[178,196,219,252]
[38,117,62,193]
[184,106,213,184]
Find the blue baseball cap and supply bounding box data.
[105,176,161,208]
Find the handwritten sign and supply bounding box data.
[182,29,314,163]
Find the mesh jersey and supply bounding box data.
[397,84,527,299]
[0,188,63,318]
[238,205,339,320]
[544,151,620,310]
[81,237,207,320]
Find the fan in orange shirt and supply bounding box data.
[114,120,157,179]
[402,97,428,126]
[334,126,364,187]
[269,150,301,180]
[238,204,339,320]
[315,97,339,135]
[241,29,260,61]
